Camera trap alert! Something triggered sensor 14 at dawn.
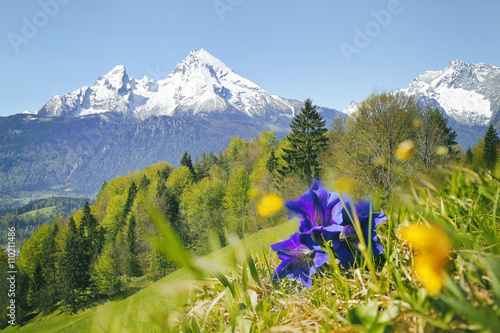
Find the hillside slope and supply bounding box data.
[8,220,298,333]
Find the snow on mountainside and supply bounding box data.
[134,49,297,120]
[343,101,361,116]
[342,60,500,127]
[401,60,500,126]
[38,49,322,125]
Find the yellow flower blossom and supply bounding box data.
[256,193,284,217]
[414,256,445,294]
[395,140,414,161]
[400,224,451,295]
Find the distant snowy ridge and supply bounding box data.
[342,101,361,116]
[342,59,500,127]
[401,59,500,126]
[38,49,338,126]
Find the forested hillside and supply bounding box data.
[0,197,89,247]
[0,113,266,199]
[1,124,309,326]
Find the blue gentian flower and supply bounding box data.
[272,180,387,287]
[285,180,345,233]
[324,201,388,268]
[271,232,329,289]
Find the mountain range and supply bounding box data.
[37,49,339,130]
[344,59,500,148]
[1,50,499,199]
[0,49,342,199]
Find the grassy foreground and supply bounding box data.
[162,167,500,332]
[6,220,298,333]
[8,167,500,332]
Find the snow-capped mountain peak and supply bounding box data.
[341,60,500,127]
[37,49,342,129]
[183,48,232,73]
[94,65,129,92]
[342,100,361,116]
[401,59,500,126]
[134,48,285,119]
[38,64,134,117]
[38,49,303,123]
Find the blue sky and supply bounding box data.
[1,0,499,116]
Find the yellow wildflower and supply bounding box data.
[400,224,451,295]
[256,193,284,217]
[395,140,414,161]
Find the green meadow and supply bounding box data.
[6,221,299,332]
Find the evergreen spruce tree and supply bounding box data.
[29,262,44,308]
[194,151,217,180]
[433,109,457,149]
[266,150,278,174]
[483,124,500,170]
[123,182,138,217]
[139,174,150,190]
[81,201,103,262]
[77,217,91,291]
[157,184,183,242]
[280,99,328,181]
[63,218,86,311]
[38,223,60,309]
[126,215,142,277]
[180,151,196,179]
[157,166,170,181]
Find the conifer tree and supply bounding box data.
[29,262,44,308]
[81,201,103,262]
[280,99,328,181]
[157,166,171,181]
[63,218,88,311]
[416,106,458,169]
[266,151,278,174]
[77,218,92,290]
[483,124,500,170]
[139,174,150,190]
[194,151,219,180]
[180,151,196,179]
[38,223,60,309]
[123,182,138,217]
[158,186,182,238]
[126,215,142,276]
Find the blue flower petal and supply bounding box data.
[335,243,358,269]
